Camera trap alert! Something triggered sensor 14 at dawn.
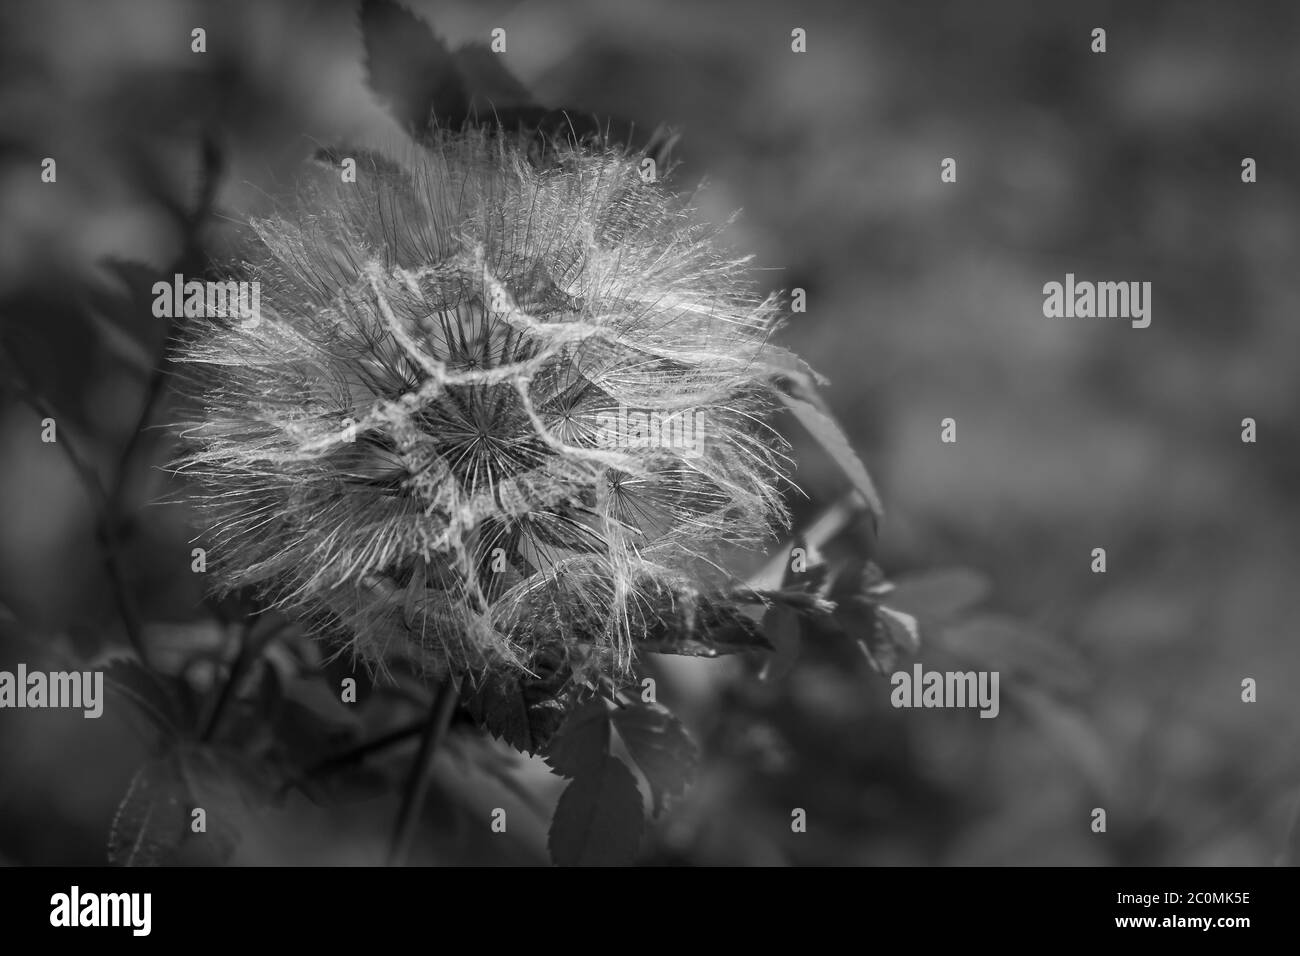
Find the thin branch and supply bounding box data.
[199,617,255,743]
[386,675,461,866]
[275,718,427,800]
[0,351,149,662]
[109,357,171,512]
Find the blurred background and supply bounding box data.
[2,0,1299,865]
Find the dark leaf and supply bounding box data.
[611,702,698,814]
[452,43,537,112]
[639,595,772,658]
[175,746,272,865]
[360,0,468,135]
[488,107,679,169]
[758,604,803,682]
[548,756,644,866]
[836,597,900,674]
[736,586,834,618]
[827,558,866,599]
[107,756,189,867]
[779,393,884,520]
[462,670,567,755]
[544,697,611,778]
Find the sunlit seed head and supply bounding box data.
[172,129,794,685]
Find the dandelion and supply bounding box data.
[172,129,796,688]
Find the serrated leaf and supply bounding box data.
[548,756,645,867]
[779,393,883,520]
[827,555,874,601]
[611,702,698,814]
[462,670,566,755]
[544,697,611,778]
[107,756,189,867]
[360,0,467,136]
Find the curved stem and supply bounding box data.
[385,675,461,866]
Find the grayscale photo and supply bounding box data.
[0,0,1290,930]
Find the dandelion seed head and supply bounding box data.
[173,130,794,685]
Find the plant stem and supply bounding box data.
[0,360,150,664]
[199,618,256,743]
[276,718,427,800]
[385,675,460,866]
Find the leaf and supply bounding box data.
[110,741,280,867]
[462,669,567,755]
[452,43,537,111]
[544,697,611,778]
[875,604,921,656]
[360,0,468,136]
[763,344,830,404]
[638,595,772,658]
[611,702,698,814]
[779,393,884,520]
[832,596,899,674]
[807,557,921,673]
[758,604,803,682]
[175,747,260,865]
[107,756,189,867]
[548,756,645,866]
[484,106,679,169]
[738,586,834,618]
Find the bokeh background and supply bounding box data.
[2,0,1299,865]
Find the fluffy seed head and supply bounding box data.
[173,130,794,685]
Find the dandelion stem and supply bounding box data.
[386,674,461,866]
